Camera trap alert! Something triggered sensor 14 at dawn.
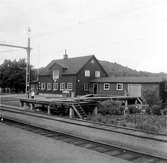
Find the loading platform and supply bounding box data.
[19,95,144,119]
[20,97,98,119]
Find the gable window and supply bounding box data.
[53,82,58,91]
[95,71,100,78]
[104,83,110,90]
[91,59,95,64]
[60,83,65,90]
[41,82,46,90]
[47,83,52,90]
[67,83,72,90]
[116,83,123,91]
[52,70,59,81]
[85,70,90,77]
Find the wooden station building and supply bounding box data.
[38,54,108,96]
[36,54,167,101]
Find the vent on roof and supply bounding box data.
[63,49,68,59]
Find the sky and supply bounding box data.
[0,0,167,73]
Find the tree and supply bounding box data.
[0,59,27,92]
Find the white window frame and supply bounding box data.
[91,59,95,64]
[85,70,90,77]
[104,83,110,90]
[52,70,59,81]
[47,83,52,90]
[95,71,100,78]
[53,82,58,91]
[116,83,123,91]
[41,82,46,90]
[60,83,65,91]
[67,83,72,90]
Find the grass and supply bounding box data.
[87,113,167,134]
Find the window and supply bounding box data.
[104,83,110,90]
[84,83,88,91]
[53,82,58,91]
[41,82,46,90]
[95,71,100,78]
[91,59,95,64]
[60,83,65,90]
[116,83,123,91]
[52,70,59,81]
[85,70,90,77]
[67,83,72,90]
[47,83,52,90]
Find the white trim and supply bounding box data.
[60,82,65,90]
[104,83,110,90]
[95,71,100,78]
[53,82,58,91]
[41,82,46,90]
[47,83,52,90]
[116,83,123,91]
[67,83,72,90]
[85,70,90,77]
[52,70,59,81]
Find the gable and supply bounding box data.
[39,55,108,76]
[78,55,108,77]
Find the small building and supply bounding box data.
[38,54,108,96]
[91,76,167,100]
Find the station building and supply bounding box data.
[38,54,108,96]
[37,54,167,100]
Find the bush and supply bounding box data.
[151,105,161,115]
[98,100,122,115]
[143,89,160,107]
[128,105,140,114]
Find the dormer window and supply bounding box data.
[85,70,90,77]
[52,70,59,81]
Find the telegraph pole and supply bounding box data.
[26,30,31,97]
[0,29,31,98]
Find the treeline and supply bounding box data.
[0,59,36,93]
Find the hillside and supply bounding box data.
[100,60,167,77]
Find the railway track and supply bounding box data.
[2,118,167,163]
[1,104,167,142]
[0,106,166,163]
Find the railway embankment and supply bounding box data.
[0,104,167,160]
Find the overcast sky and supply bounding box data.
[0,0,167,73]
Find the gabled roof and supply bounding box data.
[91,76,167,83]
[39,55,95,76]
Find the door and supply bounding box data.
[93,84,98,94]
[128,84,141,97]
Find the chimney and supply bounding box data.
[63,49,68,59]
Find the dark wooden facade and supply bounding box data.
[38,55,108,96]
[91,77,167,100]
